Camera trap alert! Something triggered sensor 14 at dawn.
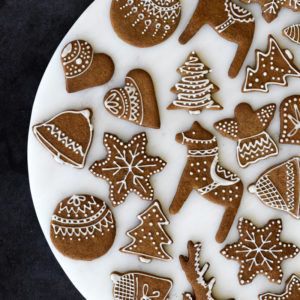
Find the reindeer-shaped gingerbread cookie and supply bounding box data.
[169,122,243,243]
[179,0,255,78]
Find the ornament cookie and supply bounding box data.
[259,274,300,300]
[221,218,300,285]
[111,271,173,300]
[33,109,93,168]
[61,40,114,93]
[90,132,166,207]
[280,95,300,145]
[214,103,278,168]
[104,69,160,128]
[110,0,182,48]
[179,0,255,78]
[169,122,243,243]
[248,157,300,219]
[167,51,222,114]
[180,241,218,300]
[240,0,300,23]
[120,200,172,263]
[284,24,300,45]
[243,35,300,93]
[50,195,115,260]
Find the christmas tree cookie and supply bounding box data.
[168,51,222,114]
[221,218,300,285]
[120,200,172,263]
[111,271,173,300]
[243,35,300,93]
[284,24,300,45]
[248,157,300,219]
[214,103,278,168]
[90,132,166,207]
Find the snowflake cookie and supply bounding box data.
[221,218,299,285]
[90,132,166,207]
[259,274,300,300]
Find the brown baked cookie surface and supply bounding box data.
[221,218,299,285]
[169,122,243,243]
[280,95,300,145]
[104,69,160,128]
[33,109,93,168]
[111,271,173,300]
[248,157,300,219]
[61,40,114,93]
[179,0,255,78]
[110,0,181,47]
[50,195,116,260]
[214,103,278,168]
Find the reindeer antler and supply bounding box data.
[180,241,216,300]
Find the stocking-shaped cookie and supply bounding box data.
[248,157,300,219]
[104,69,160,128]
[61,40,114,93]
[169,122,243,243]
[284,24,300,45]
[214,103,278,168]
[33,109,93,168]
[243,35,300,93]
[111,271,173,300]
[179,0,255,78]
[168,51,222,114]
[240,0,300,23]
[280,95,300,145]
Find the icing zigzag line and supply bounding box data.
[142,0,181,19]
[216,164,238,181]
[286,160,296,209]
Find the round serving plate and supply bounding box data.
[28,1,300,299]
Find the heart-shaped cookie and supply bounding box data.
[104,69,160,129]
[61,40,114,93]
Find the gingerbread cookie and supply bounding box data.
[33,109,93,168]
[243,35,300,93]
[169,122,243,243]
[61,40,114,93]
[179,0,255,78]
[240,0,300,23]
[167,51,222,114]
[110,0,181,48]
[104,69,160,128]
[280,95,300,145]
[50,195,115,260]
[221,218,300,285]
[180,241,217,300]
[248,157,300,219]
[120,200,172,263]
[111,271,173,300]
[90,132,166,207]
[284,24,300,45]
[259,274,300,300]
[214,103,278,168]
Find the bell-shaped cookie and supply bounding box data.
[104,69,160,129]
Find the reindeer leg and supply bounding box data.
[169,176,193,214]
[179,1,206,44]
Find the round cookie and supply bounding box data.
[110,0,182,47]
[50,195,116,260]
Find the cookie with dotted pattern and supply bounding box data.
[50,195,116,260]
[221,218,300,285]
[61,40,114,93]
[259,274,300,300]
[214,102,278,168]
[104,69,160,128]
[110,0,182,47]
[90,132,166,207]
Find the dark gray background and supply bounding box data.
[0,1,95,298]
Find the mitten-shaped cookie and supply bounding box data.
[214,103,278,168]
[61,40,114,93]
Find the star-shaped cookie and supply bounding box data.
[221,218,299,285]
[90,132,166,207]
[259,274,300,300]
